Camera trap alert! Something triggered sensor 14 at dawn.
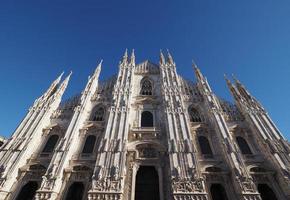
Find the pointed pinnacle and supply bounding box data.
[124,48,128,57]
[160,49,165,64]
[231,74,241,85]
[54,71,64,84]
[192,59,198,69]
[131,49,135,57]
[94,60,102,74]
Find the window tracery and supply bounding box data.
[91,106,105,121]
[189,107,203,122]
[140,78,153,95]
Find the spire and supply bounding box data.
[224,74,242,102]
[159,49,165,65]
[44,72,64,98]
[130,49,135,65]
[94,60,102,78]
[121,49,128,65]
[192,60,205,82]
[56,71,72,96]
[232,75,253,102]
[166,49,174,65]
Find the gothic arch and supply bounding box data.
[127,141,166,152]
[15,181,39,200]
[65,182,85,200]
[91,105,105,121]
[236,136,252,155]
[140,77,153,95]
[42,134,59,153]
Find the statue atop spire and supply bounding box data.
[159,50,165,65]
[121,49,128,65]
[192,60,205,82]
[130,49,135,65]
[166,49,175,65]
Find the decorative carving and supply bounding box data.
[93,177,122,192]
[138,148,157,158]
[172,178,205,193]
[237,176,256,193]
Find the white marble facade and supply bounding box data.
[0,50,289,200]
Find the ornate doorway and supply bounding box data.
[15,181,38,200]
[65,182,85,200]
[135,166,160,200]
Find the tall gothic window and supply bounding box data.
[236,136,252,155]
[42,135,59,153]
[189,107,203,122]
[92,106,105,121]
[82,135,96,154]
[198,136,213,155]
[140,79,153,95]
[141,111,153,127]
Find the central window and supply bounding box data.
[141,111,153,127]
[140,78,153,95]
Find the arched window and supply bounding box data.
[189,107,203,122]
[236,136,252,155]
[141,111,153,127]
[210,184,229,200]
[92,107,105,121]
[65,182,85,200]
[82,135,96,154]
[140,79,153,95]
[258,184,278,200]
[16,181,38,200]
[198,136,213,155]
[42,135,59,153]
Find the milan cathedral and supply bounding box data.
[0,50,289,200]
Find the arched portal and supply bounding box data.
[258,184,278,200]
[15,181,38,200]
[210,184,229,200]
[135,166,160,200]
[65,182,85,200]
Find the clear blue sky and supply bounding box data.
[0,1,289,140]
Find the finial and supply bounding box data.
[130,49,135,64]
[124,49,128,58]
[192,59,198,69]
[159,49,165,64]
[231,74,241,84]
[166,49,174,64]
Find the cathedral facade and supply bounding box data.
[0,50,289,200]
